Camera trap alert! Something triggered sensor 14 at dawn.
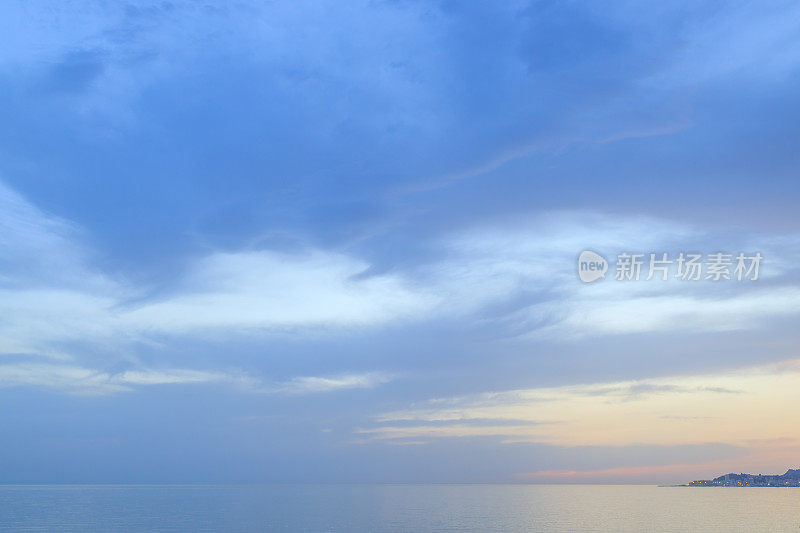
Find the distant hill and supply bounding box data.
[687,469,800,487]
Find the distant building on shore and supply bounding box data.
[688,469,800,487]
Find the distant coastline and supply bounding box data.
[682,468,800,487]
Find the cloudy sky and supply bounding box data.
[0,0,798,484]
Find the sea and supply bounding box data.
[1,483,799,532]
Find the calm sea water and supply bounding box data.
[1,484,799,532]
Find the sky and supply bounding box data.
[0,0,799,484]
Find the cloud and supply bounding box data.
[0,246,434,356]
[1,178,799,400]
[270,372,394,394]
[0,363,230,395]
[357,424,545,441]
[0,179,437,358]
[0,181,111,291]
[366,357,800,447]
[0,181,126,357]
[398,212,800,343]
[0,362,392,397]
[4,189,800,352]
[123,251,435,333]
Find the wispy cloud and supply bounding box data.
[366,357,800,447]
[123,251,434,332]
[0,362,393,397]
[0,363,230,395]
[0,180,435,357]
[410,212,800,341]
[270,372,394,394]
